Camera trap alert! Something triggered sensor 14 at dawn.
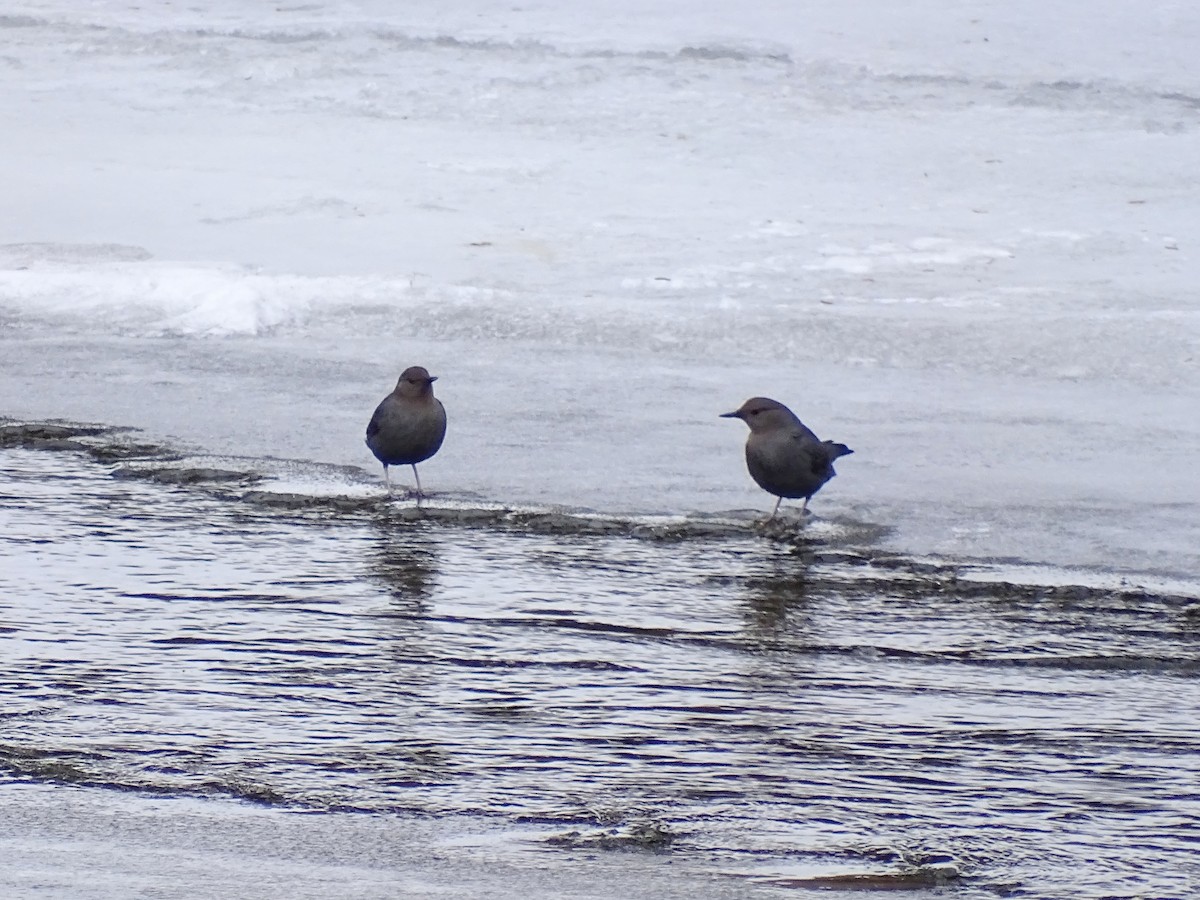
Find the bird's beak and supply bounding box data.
[427,375,438,383]
[719,411,740,419]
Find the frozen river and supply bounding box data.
[2,0,1198,577]
[2,1,1199,896]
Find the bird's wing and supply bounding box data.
[365,401,386,440]
[786,432,833,476]
[789,419,821,443]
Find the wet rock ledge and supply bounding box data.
[0,420,179,462]
[0,417,883,543]
[6,418,1200,609]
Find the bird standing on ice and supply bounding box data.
[721,396,852,519]
[365,366,446,501]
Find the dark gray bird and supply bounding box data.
[721,396,852,519]
[365,366,446,501]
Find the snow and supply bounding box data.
[1,0,1198,580]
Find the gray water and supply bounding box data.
[2,430,1199,898]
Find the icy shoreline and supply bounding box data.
[6,418,1199,600]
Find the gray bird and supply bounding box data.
[721,397,852,519]
[365,366,446,501]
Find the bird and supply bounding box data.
[365,366,446,502]
[720,397,852,519]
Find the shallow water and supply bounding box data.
[3,437,1198,898]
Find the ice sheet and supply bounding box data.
[2,0,1198,578]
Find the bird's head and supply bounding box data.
[395,366,438,398]
[720,396,797,433]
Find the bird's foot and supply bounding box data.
[757,510,812,534]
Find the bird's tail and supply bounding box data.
[824,441,853,459]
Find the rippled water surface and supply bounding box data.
[2,443,1199,898]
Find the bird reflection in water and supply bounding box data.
[740,557,817,639]
[367,532,440,606]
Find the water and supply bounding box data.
[3,438,1198,898]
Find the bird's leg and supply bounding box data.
[769,496,782,520]
[411,464,424,506]
[382,464,394,499]
[800,497,810,516]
